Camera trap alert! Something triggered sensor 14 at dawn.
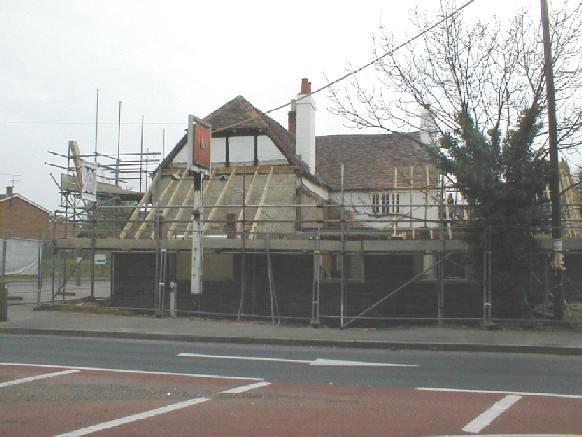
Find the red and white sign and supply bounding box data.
[194,123,211,169]
[187,115,211,172]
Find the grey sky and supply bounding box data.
[0,0,542,210]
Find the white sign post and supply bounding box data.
[187,115,211,295]
[191,190,203,295]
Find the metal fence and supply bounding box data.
[5,199,582,328]
[1,234,112,305]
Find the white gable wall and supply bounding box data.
[211,135,286,164]
[171,135,287,167]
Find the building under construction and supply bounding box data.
[52,79,582,326]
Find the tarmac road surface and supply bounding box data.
[1,334,582,436]
[1,362,581,436]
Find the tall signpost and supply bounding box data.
[541,0,564,320]
[187,115,211,296]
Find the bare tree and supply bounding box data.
[329,1,582,156]
[329,1,582,318]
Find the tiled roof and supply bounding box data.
[206,95,270,132]
[315,132,439,191]
[0,193,50,214]
[158,97,440,192]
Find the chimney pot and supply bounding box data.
[301,78,311,94]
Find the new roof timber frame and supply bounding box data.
[236,167,259,234]
[249,166,274,239]
[160,169,191,221]
[119,171,161,239]
[184,171,213,238]
[134,168,187,239]
[166,180,194,239]
[203,167,236,232]
[169,168,216,239]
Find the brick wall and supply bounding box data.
[0,196,49,239]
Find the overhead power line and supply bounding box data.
[0,0,478,131]
[216,0,478,133]
[0,121,184,125]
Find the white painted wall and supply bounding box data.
[331,189,441,230]
[296,95,316,174]
[171,135,287,167]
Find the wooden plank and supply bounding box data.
[203,168,236,232]
[236,168,259,234]
[134,168,186,239]
[168,168,215,239]
[119,171,159,239]
[249,167,273,239]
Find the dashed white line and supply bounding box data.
[54,397,212,437]
[178,352,312,364]
[0,369,79,388]
[417,386,582,400]
[462,395,522,434]
[221,381,271,394]
[178,353,418,367]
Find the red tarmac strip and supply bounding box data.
[1,364,581,436]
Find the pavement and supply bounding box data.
[1,303,581,356]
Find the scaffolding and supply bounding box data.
[47,140,159,237]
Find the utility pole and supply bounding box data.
[94,89,99,164]
[541,0,564,320]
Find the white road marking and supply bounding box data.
[0,362,264,381]
[178,352,311,364]
[311,358,418,367]
[423,435,582,437]
[462,395,522,434]
[178,353,418,367]
[0,369,79,388]
[0,363,271,436]
[417,386,582,400]
[54,397,212,437]
[221,381,271,394]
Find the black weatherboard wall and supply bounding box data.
[112,251,482,323]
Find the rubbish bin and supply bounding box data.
[0,281,7,322]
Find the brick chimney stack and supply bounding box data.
[6,186,13,196]
[300,78,311,94]
[288,99,297,134]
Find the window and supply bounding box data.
[371,193,389,214]
[391,193,400,214]
[371,193,400,214]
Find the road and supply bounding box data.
[2,335,582,393]
[2,335,582,436]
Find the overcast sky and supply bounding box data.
[0,0,544,211]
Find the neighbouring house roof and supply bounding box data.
[0,193,50,215]
[315,132,439,191]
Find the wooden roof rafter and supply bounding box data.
[249,166,274,239]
